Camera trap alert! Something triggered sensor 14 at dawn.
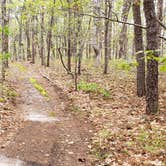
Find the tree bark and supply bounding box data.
[47,0,55,67]
[26,20,31,60]
[144,0,159,114]
[40,8,45,66]
[157,0,164,53]
[133,0,146,97]
[104,0,112,74]
[118,0,131,59]
[67,0,72,72]
[31,16,36,64]
[1,0,9,81]
[93,0,102,66]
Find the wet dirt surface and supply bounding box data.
[0,155,25,166]
[0,63,92,166]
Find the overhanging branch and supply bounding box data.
[79,13,147,29]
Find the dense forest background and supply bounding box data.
[0,0,166,165]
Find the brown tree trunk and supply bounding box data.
[157,0,164,53]
[93,0,102,66]
[26,20,31,60]
[1,0,9,81]
[67,0,72,72]
[144,0,159,114]
[13,37,17,61]
[118,0,131,59]
[31,16,36,64]
[133,0,146,97]
[18,19,23,60]
[47,0,55,67]
[104,0,112,74]
[40,8,45,66]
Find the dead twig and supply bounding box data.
[57,48,74,79]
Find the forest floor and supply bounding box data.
[0,60,166,166]
[42,59,166,166]
[0,62,93,166]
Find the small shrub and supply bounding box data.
[112,59,138,71]
[78,82,110,98]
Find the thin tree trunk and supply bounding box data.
[93,0,102,66]
[157,0,164,53]
[13,37,17,61]
[18,21,23,60]
[31,16,36,64]
[47,0,55,67]
[67,0,72,72]
[26,21,31,60]
[104,0,112,74]
[118,0,131,59]
[133,0,146,97]
[40,8,45,65]
[1,0,9,81]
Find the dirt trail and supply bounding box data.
[0,63,92,166]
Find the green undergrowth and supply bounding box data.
[159,65,166,72]
[78,81,110,98]
[12,63,27,72]
[111,59,138,71]
[0,84,18,102]
[158,55,166,73]
[136,127,166,153]
[29,77,49,98]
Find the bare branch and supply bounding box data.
[57,48,74,78]
[79,13,146,29]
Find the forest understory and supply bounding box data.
[0,60,165,166]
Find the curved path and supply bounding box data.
[0,63,92,166]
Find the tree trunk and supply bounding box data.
[31,16,36,64]
[118,0,131,59]
[93,0,102,66]
[67,0,72,72]
[133,0,146,97]
[1,0,9,81]
[18,20,23,60]
[26,20,31,60]
[47,0,55,67]
[144,0,159,114]
[40,8,45,66]
[104,0,112,74]
[13,37,17,61]
[157,0,164,53]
